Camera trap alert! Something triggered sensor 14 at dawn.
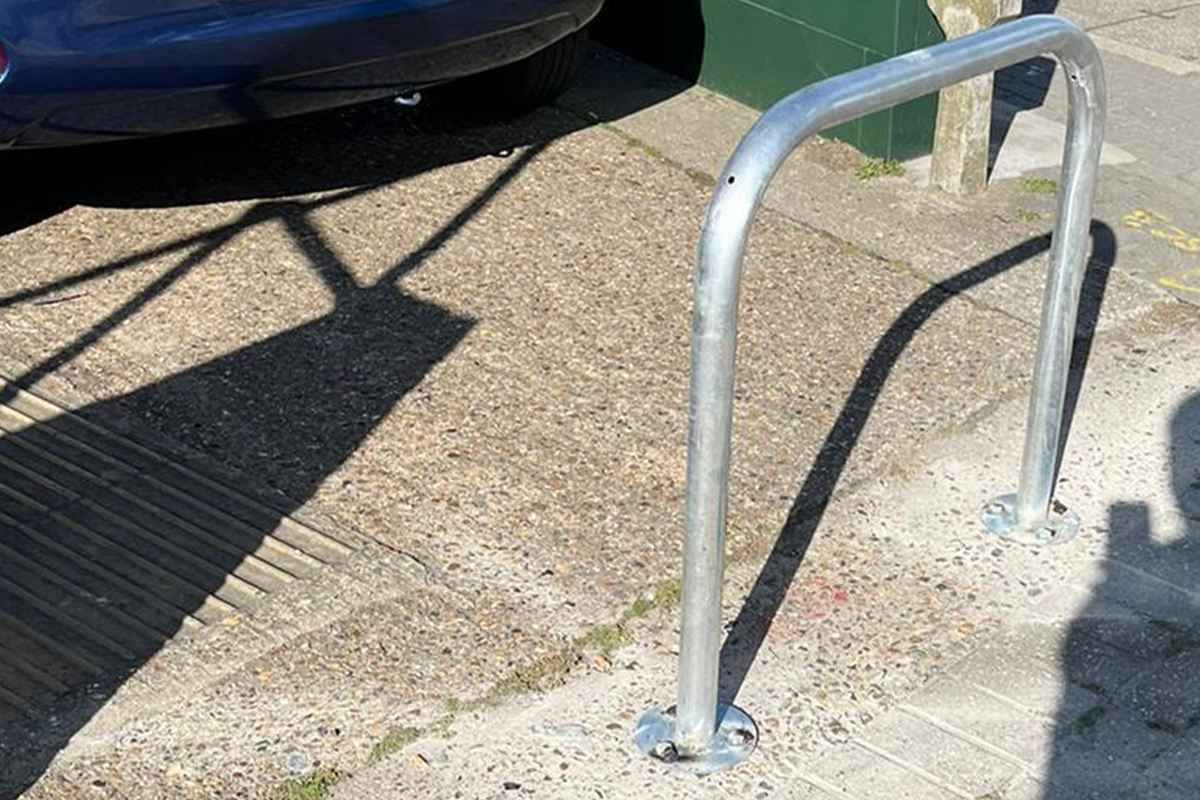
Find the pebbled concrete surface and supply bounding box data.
[0,10,1198,800]
[332,300,1200,800]
[0,95,1053,799]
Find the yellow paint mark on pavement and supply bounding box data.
[1125,209,1200,253]
[1159,269,1200,294]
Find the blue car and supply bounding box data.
[0,0,604,148]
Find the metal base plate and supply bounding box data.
[634,704,757,774]
[981,493,1079,545]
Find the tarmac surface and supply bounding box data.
[2,4,1200,799]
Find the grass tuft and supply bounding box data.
[1146,718,1181,734]
[366,726,423,766]
[855,158,906,181]
[269,769,343,800]
[485,649,579,701]
[1073,705,1107,736]
[1023,177,1057,194]
[573,623,631,656]
[1150,618,1186,635]
[1165,632,1200,659]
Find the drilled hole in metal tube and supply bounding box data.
[727,176,736,184]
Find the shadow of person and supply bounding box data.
[0,145,551,796]
[989,0,1062,177]
[1041,392,1200,798]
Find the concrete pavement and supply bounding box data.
[0,6,1198,799]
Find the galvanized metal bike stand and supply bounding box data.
[634,15,1105,773]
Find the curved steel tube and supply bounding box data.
[673,15,1105,754]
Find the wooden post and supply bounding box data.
[926,0,1021,194]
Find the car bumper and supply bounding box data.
[0,0,603,147]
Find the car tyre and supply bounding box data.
[460,30,586,116]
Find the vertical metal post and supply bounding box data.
[635,15,1106,772]
[982,56,1105,545]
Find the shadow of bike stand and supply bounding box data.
[633,14,1107,773]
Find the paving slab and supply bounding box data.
[1026,0,1184,30]
[856,708,1023,797]
[1147,739,1200,791]
[1042,0,1200,67]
